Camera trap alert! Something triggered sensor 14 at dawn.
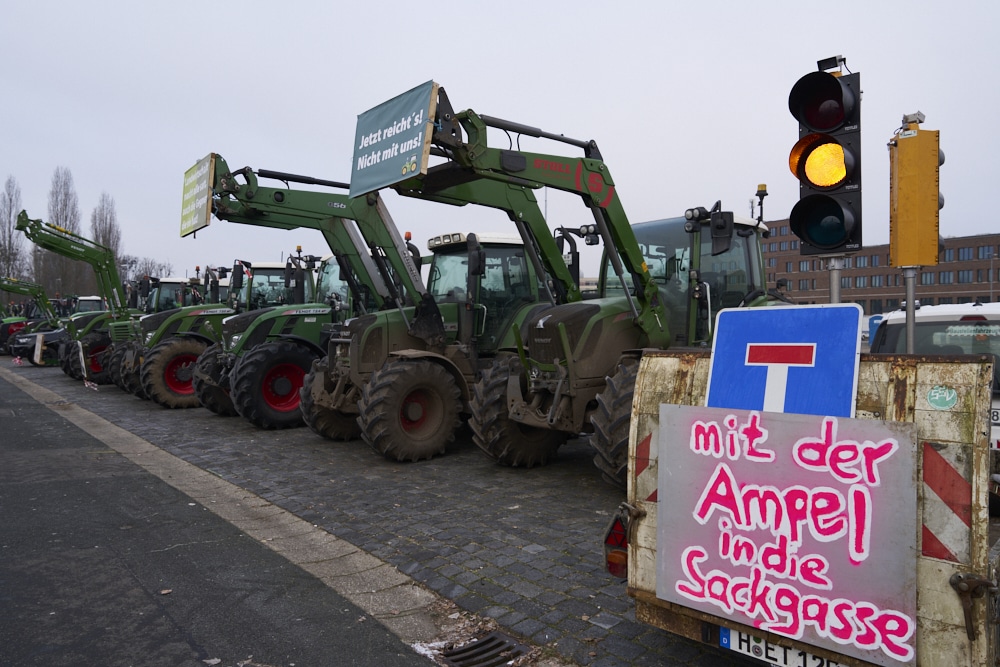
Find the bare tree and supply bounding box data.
[47,167,81,234]
[39,167,94,296]
[0,176,27,280]
[135,256,173,279]
[90,192,122,259]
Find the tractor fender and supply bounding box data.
[385,348,471,402]
[172,331,216,346]
[271,334,327,358]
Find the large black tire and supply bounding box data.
[62,340,83,380]
[231,340,318,429]
[357,358,461,462]
[58,341,72,376]
[299,357,361,441]
[192,343,237,416]
[141,338,208,409]
[79,331,112,385]
[120,343,150,399]
[590,357,640,489]
[106,343,128,391]
[469,357,566,467]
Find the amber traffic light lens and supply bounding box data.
[804,143,847,188]
[789,134,854,190]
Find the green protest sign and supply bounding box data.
[181,153,215,237]
[349,81,437,198]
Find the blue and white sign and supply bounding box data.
[705,303,863,417]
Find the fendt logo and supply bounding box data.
[534,159,571,175]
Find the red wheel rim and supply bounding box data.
[399,389,430,432]
[261,362,306,412]
[88,345,108,373]
[164,353,199,395]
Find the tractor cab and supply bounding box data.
[227,261,316,312]
[426,232,541,353]
[600,214,768,347]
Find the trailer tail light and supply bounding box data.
[603,513,630,580]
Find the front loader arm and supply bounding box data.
[206,155,445,347]
[0,277,58,322]
[15,210,130,318]
[393,172,582,305]
[422,90,665,340]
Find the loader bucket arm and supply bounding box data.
[393,169,582,306]
[421,89,665,339]
[204,155,445,346]
[209,169,389,310]
[15,210,130,318]
[0,277,59,323]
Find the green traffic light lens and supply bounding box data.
[790,194,856,250]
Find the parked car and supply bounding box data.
[870,301,1000,447]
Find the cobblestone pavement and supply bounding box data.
[5,363,759,667]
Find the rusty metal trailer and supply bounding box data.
[613,350,999,666]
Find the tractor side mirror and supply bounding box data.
[467,233,485,277]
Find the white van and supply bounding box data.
[869,301,1000,447]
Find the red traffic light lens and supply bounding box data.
[788,71,857,133]
[789,194,856,250]
[789,133,856,189]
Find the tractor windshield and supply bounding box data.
[697,232,762,310]
[427,250,470,303]
[243,268,313,309]
[601,217,763,345]
[315,260,350,309]
[74,298,104,313]
[148,281,187,312]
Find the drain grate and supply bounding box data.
[440,631,531,667]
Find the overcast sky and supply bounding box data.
[2,0,995,279]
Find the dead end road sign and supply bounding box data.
[705,303,863,417]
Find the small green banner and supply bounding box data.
[181,153,215,237]
[349,81,437,198]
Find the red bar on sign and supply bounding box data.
[747,344,815,365]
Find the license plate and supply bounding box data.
[719,627,843,666]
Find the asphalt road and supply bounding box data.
[0,362,762,667]
[0,366,433,667]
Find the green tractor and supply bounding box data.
[109,266,236,407]
[299,170,587,461]
[0,277,61,363]
[398,89,781,485]
[192,253,338,428]
[186,154,404,428]
[15,211,138,384]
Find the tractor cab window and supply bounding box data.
[428,251,470,303]
[315,260,350,309]
[697,232,759,311]
[476,246,538,348]
[248,269,307,309]
[152,282,185,312]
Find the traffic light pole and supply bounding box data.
[827,256,845,304]
[902,266,918,353]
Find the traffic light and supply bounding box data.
[889,112,944,267]
[788,58,862,255]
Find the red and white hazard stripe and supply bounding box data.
[634,432,657,503]
[921,441,972,563]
